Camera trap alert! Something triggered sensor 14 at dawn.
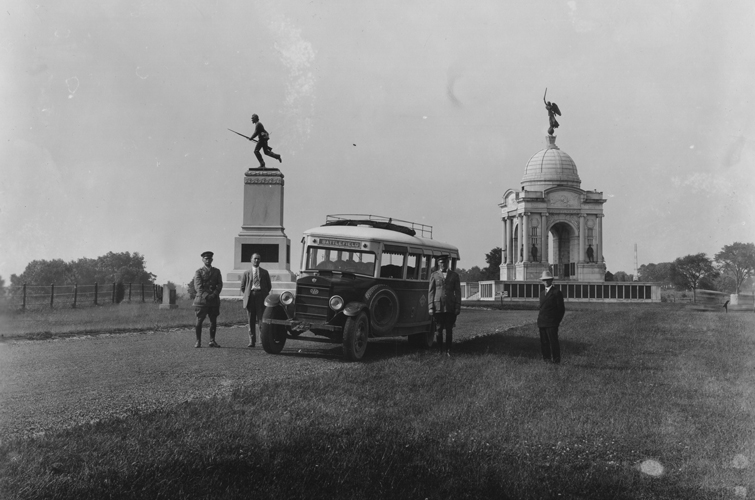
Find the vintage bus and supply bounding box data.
[260,215,460,361]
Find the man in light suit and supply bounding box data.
[193,251,223,348]
[538,270,566,363]
[428,255,462,356]
[240,253,272,347]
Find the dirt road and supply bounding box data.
[0,309,537,443]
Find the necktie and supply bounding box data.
[253,268,260,288]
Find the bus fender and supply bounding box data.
[343,301,367,317]
[264,294,281,308]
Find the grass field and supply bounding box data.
[0,298,250,340]
[0,306,753,499]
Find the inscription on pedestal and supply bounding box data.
[244,176,283,185]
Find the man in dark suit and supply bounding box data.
[193,251,223,348]
[428,255,462,357]
[538,270,565,363]
[240,253,272,347]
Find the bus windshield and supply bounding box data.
[306,247,377,276]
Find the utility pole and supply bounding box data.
[633,243,639,281]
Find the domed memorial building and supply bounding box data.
[499,134,607,282]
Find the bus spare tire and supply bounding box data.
[261,306,288,354]
[364,284,399,335]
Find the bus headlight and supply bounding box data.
[280,291,295,305]
[329,295,344,311]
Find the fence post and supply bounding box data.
[73,283,78,308]
[141,283,145,302]
[94,282,98,305]
[128,283,132,302]
[22,283,27,311]
[50,283,55,309]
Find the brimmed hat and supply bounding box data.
[437,255,449,262]
[539,270,554,280]
[201,251,214,258]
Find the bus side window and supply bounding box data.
[420,256,432,280]
[407,254,421,280]
[380,251,405,279]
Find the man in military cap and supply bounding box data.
[249,114,282,169]
[428,255,462,357]
[193,251,223,348]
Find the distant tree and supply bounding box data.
[638,262,673,285]
[457,266,484,283]
[10,259,72,287]
[0,275,5,298]
[481,247,502,280]
[604,271,614,281]
[10,252,156,289]
[94,251,156,285]
[613,271,630,282]
[714,242,755,294]
[670,253,717,302]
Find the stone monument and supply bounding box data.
[499,134,607,282]
[220,168,297,298]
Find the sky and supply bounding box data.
[1,0,754,286]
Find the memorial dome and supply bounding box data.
[521,135,581,190]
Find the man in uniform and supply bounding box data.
[249,114,282,169]
[193,251,223,348]
[239,253,272,347]
[537,270,565,363]
[428,255,462,357]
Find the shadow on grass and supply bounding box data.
[455,332,590,359]
[273,330,591,363]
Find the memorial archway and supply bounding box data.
[549,221,576,279]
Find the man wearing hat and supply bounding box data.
[239,253,272,347]
[193,251,224,348]
[538,270,565,363]
[428,255,462,356]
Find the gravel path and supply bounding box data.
[0,309,536,443]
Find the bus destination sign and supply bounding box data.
[318,238,361,249]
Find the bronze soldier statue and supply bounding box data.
[250,114,282,169]
[544,88,561,136]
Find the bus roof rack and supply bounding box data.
[324,214,433,239]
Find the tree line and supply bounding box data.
[457,242,755,300]
[1,252,156,302]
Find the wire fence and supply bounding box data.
[3,283,162,311]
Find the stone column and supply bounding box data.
[523,213,530,262]
[579,215,586,263]
[501,216,509,264]
[597,215,603,263]
[505,217,512,264]
[517,215,523,263]
[541,214,548,264]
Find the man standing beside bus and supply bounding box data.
[428,255,462,357]
[240,253,272,347]
[538,270,565,363]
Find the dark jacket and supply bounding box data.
[193,266,223,307]
[428,269,462,315]
[537,286,565,327]
[240,266,272,309]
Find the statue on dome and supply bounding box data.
[544,88,561,136]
